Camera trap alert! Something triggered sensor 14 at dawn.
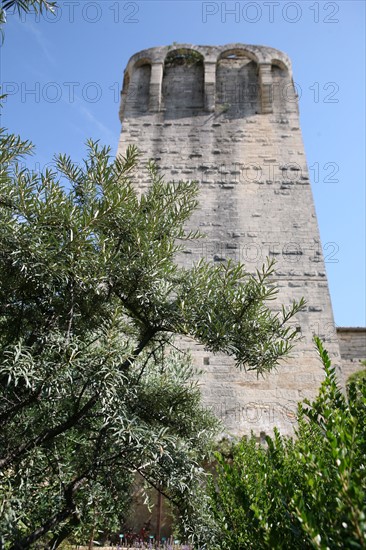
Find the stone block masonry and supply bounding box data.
[117,44,342,437]
[337,327,366,382]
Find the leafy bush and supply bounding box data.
[208,338,366,549]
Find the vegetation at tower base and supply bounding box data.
[205,338,366,550]
[347,361,366,388]
[0,123,304,548]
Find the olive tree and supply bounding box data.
[0,125,304,548]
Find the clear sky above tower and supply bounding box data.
[1,0,365,327]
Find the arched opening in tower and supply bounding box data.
[162,48,204,116]
[125,60,151,115]
[216,49,260,117]
[271,60,294,114]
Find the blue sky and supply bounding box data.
[1,0,365,327]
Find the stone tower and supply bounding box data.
[117,44,341,437]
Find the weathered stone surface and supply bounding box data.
[337,327,366,382]
[117,44,345,437]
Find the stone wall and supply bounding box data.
[337,327,366,382]
[117,44,342,437]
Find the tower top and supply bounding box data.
[123,43,292,75]
[120,43,293,119]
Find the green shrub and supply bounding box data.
[208,338,366,549]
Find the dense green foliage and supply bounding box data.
[208,338,366,549]
[347,362,366,389]
[0,125,303,549]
